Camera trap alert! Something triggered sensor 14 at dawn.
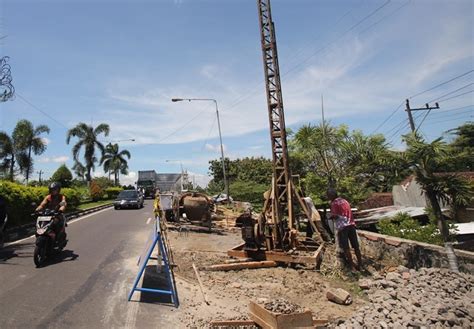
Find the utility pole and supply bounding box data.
[405,99,440,133]
[37,170,43,185]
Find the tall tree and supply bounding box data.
[11,119,50,183]
[51,164,73,187]
[404,133,473,271]
[0,132,15,180]
[72,161,86,181]
[66,123,110,183]
[100,143,131,186]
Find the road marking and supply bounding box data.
[4,207,113,246]
[146,218,152,225]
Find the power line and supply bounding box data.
[224,0,394,113]
[437,90,474,103]
[200,115,217,152]
[371,101,404,134]
[427,82,474,103]
[16,93,68,129]
[359,0,412,34]
[429,104,473,115]
[408,70,474,100]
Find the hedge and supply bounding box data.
[0,181,81,227]
[105,187,123,199]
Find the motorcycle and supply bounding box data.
[33,209,67,267]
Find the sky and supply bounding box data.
[0,0,473,187]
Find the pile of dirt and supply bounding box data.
[332,266,474,328]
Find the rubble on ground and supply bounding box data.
[332,266,474,328]
[260,298,305,314]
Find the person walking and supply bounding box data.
[327,188,362,271]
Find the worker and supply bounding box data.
[326,188,362,271]
[153,190,162,218]
[303,196,332,242]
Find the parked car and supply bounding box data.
[114,190,144,209]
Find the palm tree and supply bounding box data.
[72,161,87,181]
[66,123,110,183]
[0,132,15,180]
[404,133,473,272]
[100,143,131,186]
[12,119,50,183]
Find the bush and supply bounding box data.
[105,187,123,199]
[90,180,105,201]
[376,212,443,245]
[51,164,73,187]
[0,181,84,227]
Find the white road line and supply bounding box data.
[4,207,113,246]
[146,218,152,225]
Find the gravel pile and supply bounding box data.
[334,266,474,328]
[261,298,305,314]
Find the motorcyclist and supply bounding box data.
[35,182,67,243]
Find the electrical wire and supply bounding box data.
[437,90,474,103]
[427,83,474,103]
[16,93,69,129]
[371,101,404,134]
[200,115,218,152]
[359,0,412,34]
[408,70,474,100]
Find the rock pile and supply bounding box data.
[261,298,305,314]
[334,266,474,328]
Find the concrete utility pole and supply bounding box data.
[37,170,43,185]
[405,99,440,133]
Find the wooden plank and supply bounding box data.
[249,301,314,329]
[265,252,316,266]
[314,242,325,270]
[205,261,278,271]
[192,262,209,305]
[313,318,329,327]
[209,319,256,326]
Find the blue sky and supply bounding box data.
[0,0,473,186]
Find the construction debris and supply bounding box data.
[261,298,305,314]
[331,266,474,328]
[249,300,313,329]
[326,288,352,305]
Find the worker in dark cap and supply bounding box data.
[327,188,362,271]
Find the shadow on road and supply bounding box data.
[138,265,175,306]
[40,249,79,268]
[0,241,35,263]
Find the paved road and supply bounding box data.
[0,201,169,328]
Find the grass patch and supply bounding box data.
[74,200,113,211]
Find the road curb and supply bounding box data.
[4,203,113,243]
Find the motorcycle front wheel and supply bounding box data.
[33,245,46,267]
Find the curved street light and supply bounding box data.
[171,98,229,202]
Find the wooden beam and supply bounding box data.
[209,320,256,327]
[205,261,278,271]
[192,262,210,305]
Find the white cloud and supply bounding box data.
[100,4,472,147]
[38,156,69,163]
[204,143,227,153]
[42,137,51,145]
[187,171,211,188]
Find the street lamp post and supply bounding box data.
[165,159,185,192]
[171,98,229,202]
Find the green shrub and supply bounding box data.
[376,212,443,245]
[105,187,123,199]
[0,181,85,227]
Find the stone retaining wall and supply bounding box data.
[357,230,474,274]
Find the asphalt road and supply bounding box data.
[0,201,169,329]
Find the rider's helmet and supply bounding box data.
[49,182,61,194]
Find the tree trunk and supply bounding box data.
[26,145,32,184]
[9,155,15,181]
[425,187,449,241]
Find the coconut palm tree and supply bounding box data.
[12,119,50,183]
[100,143,131,186]
[66,123,110,183]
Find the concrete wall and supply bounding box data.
[392,181,427,207]
[357,230,474,274]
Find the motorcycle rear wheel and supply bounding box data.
[33,245,46,267]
